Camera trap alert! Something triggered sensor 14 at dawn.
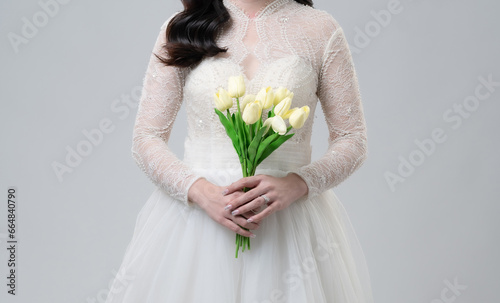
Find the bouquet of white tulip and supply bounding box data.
[214,75,310,258]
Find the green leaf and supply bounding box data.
[254,132,279,165]
[256,133,295,167]
[231,111,236,126]
[234,112,249,174]
[249,122,254,143]
[215,108,241,157]
[247,161,254,176]
[226,109,234,127]
[254,118,262,136]
[243,119,250,147]
[248,126,267,166]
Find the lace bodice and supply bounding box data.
[131,0,367,205]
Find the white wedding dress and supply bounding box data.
[105,0,374,302]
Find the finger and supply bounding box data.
[227,189,258,212]
[223,218,256,238]
[246,203,277,224]
[241,210,259,218]
[224,209,260,230]
[228,178,273,211]
[231,194,268,216]
[222,175,261,196]
[241,212,261,229]
[220,191,244,211]
[233,215,260,230]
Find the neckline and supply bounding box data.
[223,0,290,20]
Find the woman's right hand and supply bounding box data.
[188,178,259,238]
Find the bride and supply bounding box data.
[105,0,374,302]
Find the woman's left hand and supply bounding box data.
[222,173,309,224]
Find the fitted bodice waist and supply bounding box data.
[183,137,311,172]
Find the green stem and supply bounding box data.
[249,122,254,143]
[235,96,254,258]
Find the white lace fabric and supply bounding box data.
[131,0,367,205]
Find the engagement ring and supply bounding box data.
[260,194,270,203]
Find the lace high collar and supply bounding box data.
[223,0,291,20]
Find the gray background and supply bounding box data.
[1,0,499,302]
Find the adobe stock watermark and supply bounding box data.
[430,277,467,303]
[348,0,404,55]
[8,0,73,54]
[51,86,142,183]
[86,267,135,303]
[250,236,340,303]
[385,74,499,192]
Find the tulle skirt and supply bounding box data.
[104,167,374,303]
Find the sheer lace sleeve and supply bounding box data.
[289,25,367,200]
[131,17,205,205]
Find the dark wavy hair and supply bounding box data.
[154,0,313,68]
